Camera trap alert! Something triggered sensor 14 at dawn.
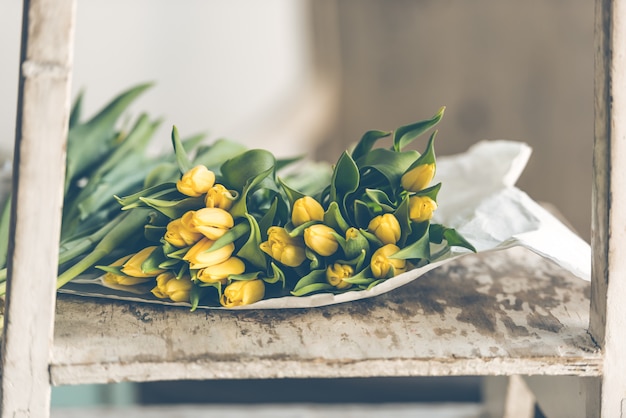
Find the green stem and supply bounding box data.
[58,214,125,265]
[56,208,154,289]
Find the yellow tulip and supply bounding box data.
[164,218,203,247]
[151,271,193,302]
[189,207,234,240]
[220,279,265,307]
[368,213,401,245]
[120,246,165,278]
[291,196,324,226]
[176,165,216,197]
[183,237,235,269]
[370,244,407,279]
[326,263,353,290]
[303,224,339,256]
[260,226,306,267]
[205,183,236,210]
[196,257,246,284]
[401,163,435,192]
[102,255,152,289]
[408,195,438,223]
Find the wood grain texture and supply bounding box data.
[591,0,626,416]
[0,0,76,417]
[50,247,600,385]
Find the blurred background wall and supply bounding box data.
[0,0,593,408]
[1,0,593,238]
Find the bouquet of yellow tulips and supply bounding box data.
[0,84,475,310]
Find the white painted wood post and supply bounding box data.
[0,0,76,417]
[591,0,626,417]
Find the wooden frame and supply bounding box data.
[1,1,625,417]
[0,0,76,416]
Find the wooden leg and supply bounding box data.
[0,0,76,417]
[482,376,535,418]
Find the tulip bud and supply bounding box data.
[189,207,234,240]
[344,227,370,259]
[197,257,246,284]
[260,226,306,267]
[401,163,435,192]
[304,224,339,256]
[176,165,216,197]
[326,263,353,290]
[370,244,407,279]
[205,183,237,210]
[220,279,265,307]
[103,255,152,287]
[408,195,438,223]
[121,246,165,278]
[183,237,235,269]
[291,196,324,226]
[151,271,193,302]
[164,218,203,247]
[368,213,401,245]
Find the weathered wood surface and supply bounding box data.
[591,0,626,416]
[0,0,76,417]
[50,247,600,385]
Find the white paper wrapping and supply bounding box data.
[57,140,591,310]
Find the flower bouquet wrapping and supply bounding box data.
[0,84,591,312]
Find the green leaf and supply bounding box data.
[228,272,262,281]
[141,247,167,275]
[291,282,335,297]
[430,224,476,252]
[236,214,267,269]
[93,114,161,179]
[364,188,394,208]
[277,177,306,209]
[228,166,274,219]
[323,201,350,233]
[264,262,286,286]
[69,89,84,128]
[139,196,204,219]
[394,195,412,247]
[353,199,374,229]
[144,225,166,242]
[258,196,280,239]
[357,148,419,191]
[94,264,126,276]
[158,258,181,269]
[210,221,251,252]
[392,106,444,151]
[330,152,360,215]
[406,130,437,170]
[221,149,276,191]
[414,182,442,201]
[116,183,177,208]
[292,268,327,293]
[65,83,153,191]
[189,284,203,311]
[392,223,430,260]
[171,125,193,174]
[351,130,391,161]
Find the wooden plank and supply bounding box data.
[0,0,76,417]
[50,248,600,385]
[591,0,626,416]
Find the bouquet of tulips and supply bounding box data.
[0,84,474,310]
